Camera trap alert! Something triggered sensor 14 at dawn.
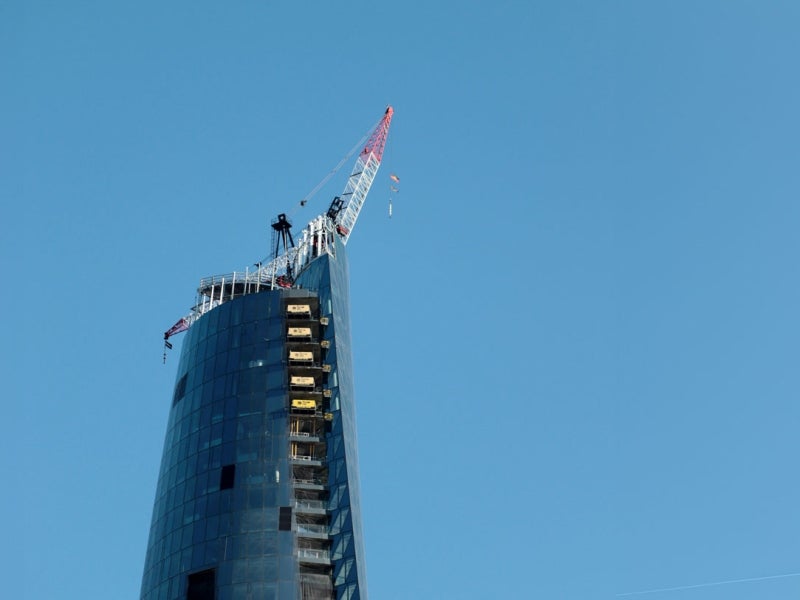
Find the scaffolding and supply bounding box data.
[284,297,335,599]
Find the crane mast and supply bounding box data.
[163,106,394,355]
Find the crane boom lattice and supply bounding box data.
[163,106,395,348]
[335,106,394,245]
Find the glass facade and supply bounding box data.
[141,237,366,600]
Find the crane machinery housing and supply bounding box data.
[163,106,394,354]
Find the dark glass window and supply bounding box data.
[278,506,292,531]
[220,464,236,490]
[173,373,188,405]
[187,568,215,600]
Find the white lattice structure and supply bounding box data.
[163,107,394,346]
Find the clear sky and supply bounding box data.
[3,2,800,599]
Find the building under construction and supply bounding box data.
[140,107,393,600]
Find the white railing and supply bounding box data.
[295,499,326,511]
[297,549,330,561]
[293,478,325,486]
[187,215,337,324]
[290,454,314,461]
[297,523,328,536]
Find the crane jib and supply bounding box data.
[161,106,394,358]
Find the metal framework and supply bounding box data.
[163,106,394,347]
[335,106,393,245]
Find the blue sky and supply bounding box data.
[3,2,800,598]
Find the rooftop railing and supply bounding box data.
[187,215,337,325]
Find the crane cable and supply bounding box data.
[252,114,386,268]
[386,123,398,218]
[288,113,385,218]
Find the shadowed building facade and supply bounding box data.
[140,237,367,600]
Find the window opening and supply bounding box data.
[187,568,216,600]
[173,373,188,405]
[220,464,236,490]
[279,506,293,531]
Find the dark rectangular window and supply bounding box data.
[220,464,236,490]
[173,373,188,405]
[187,568,215,600]
[279,506,292,531]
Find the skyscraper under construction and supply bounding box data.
[140,107,393,600]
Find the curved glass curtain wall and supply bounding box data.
[141,236,366,600]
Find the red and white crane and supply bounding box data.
[333,106,393,244]
[163,106,394,357]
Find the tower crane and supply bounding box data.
[163,106,394,359]
[331,106,393,244]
